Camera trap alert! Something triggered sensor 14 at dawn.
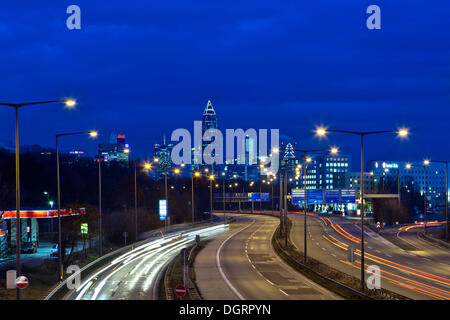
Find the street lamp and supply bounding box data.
[292,147,338,262]
[0,99,76,299]
[191,171,200,223]
[221,172,226,211]
[315,127,409,291]
[406,161,431,234]
[56,130,97,281]
[133,160,153,242]
[422,160,449,242]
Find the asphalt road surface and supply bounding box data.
[65,224,228,300]
[194,213,341,300]
[289,213,450,300]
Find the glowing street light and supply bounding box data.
[55,130,99,281]
[291,146,340,262]
[64,99,77,108]
[0,98,81,299]
[313,126,409,291]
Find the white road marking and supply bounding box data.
[279,289,289,296]
[216,219,256,300]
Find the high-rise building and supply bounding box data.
[368,160,447,207]
[153,137,174,180]
[201,100,218,172]
[98,133,130,167]
[296,153,351,190]
[345,172,378,194]
[283,143,297,183]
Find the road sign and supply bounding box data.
[175,284,186,297]
[347,245,355,262]
[291,188,305,204]
[159,200,167,221]
[80,223,88,234]
[325,189,340,204]
[15,276,29,289]
[341,189,356,204]
[307,189,324,204]
[6,270,16,289]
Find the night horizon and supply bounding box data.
[0,1,449,306]
[0,1,448,166]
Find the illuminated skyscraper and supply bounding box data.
[153,135,174,180]
[98,133,130,167]
[201,100,218,172]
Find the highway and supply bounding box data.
[289,213,450,300]
[194,213,341,300]
[65,224,228,300]
[380,223,449,263]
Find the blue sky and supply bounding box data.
[0,1,449,168]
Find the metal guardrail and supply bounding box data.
[44,219,225,300]
[273,232,373,300]
[418,231,450,248]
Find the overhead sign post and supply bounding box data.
[159,200,167,221]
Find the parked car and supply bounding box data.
[21,242,37,254]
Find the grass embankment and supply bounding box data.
[0,245,121,300]
[162,240,209,300]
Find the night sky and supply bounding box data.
[0,1,449,169]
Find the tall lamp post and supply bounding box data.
[56,130,97,281]
[191,171,200,223]
[292,147,339,262]
[406,161,431,234]
[315,127,409,292]
[221,172,226,211]
[424,160,449,242]
[209,174,215,222]
[131,160,152,242]
[0,98,76,299]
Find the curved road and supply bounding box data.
[194,214,341,300]
[289,213,450,300]
[65,224,228,300]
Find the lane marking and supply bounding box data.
[216,218,256,300]
[279,289,289,296]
